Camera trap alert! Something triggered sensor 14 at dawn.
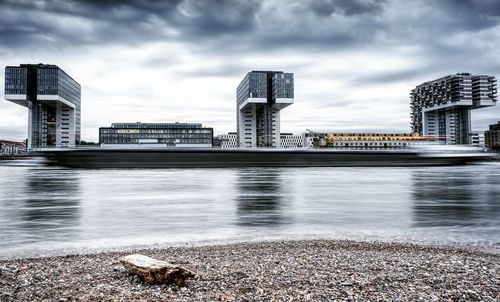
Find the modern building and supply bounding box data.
[4,64,81,149]
[236,71,294,148]
[468,132,485,147]
[302,132,318,148]
[0,140,26,156]
[280,133,303,148]
[214,132,238,148]
[485,121,500,150]
[410,73,497,144]
[99,122,213,147]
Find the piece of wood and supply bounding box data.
[119,254,196,285]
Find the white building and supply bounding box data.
[280,133,303,148]
[215,132,238,148]
[0,140,26,155]
[302,132,318,148]
[469,132,485,147]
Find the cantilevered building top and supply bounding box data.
[410,73,497,145]
[236,71,294,111]
[411,73,497,109]
[236,70,294,148]
[4,64,81,148]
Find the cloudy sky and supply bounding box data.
[1,0,500,142]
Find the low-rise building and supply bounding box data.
[469,132,485,147]
[485,121,500,150]
[280,133,303,148]
[302,132,318,148]
[307,132,436,148]
[0,140,26,155]
[99,122,213,148]
[214,132,238,148]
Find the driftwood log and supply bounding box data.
[119,254,196,285]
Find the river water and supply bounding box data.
[0,159,499,258]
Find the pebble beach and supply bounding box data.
[1,240,498,301]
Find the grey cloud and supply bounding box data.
[308,0,387,17]
[1,0,500,55]
[0,0,180,48]
[174,0,261,35]
[0,0,260,49]
[352,69,430,85]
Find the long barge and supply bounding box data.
[39,147,495,168]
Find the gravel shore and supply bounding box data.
[0,240,498,301]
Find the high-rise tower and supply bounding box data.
[4,64,81,149]
[236,71,294,148]
[410,73,497,144]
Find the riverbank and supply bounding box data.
[1,240,498,301]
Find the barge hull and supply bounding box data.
[41,148,490,168]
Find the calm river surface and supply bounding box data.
[0,159,499,258]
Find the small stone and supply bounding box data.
[216,291,236,301]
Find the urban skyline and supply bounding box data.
[3,63,498,148]
[1,0,500,142]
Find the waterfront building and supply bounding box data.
[99,122,213,147]
[302,132,318,148]
[280,133,303,148]
[468,132,485,147]
[4,64,81,149]
[214,132,238,148]
[308,132,434,148]
[236,70,294,148]
[485,121,500,150]
[0,140,26,156]
[410,73,497,145]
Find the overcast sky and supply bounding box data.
[1,0,500,142]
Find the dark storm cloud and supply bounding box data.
[1,0,500,53]
[2,0,500,86]
[174,0,261,35]
[0,0,261,48]
[0,0,182,47]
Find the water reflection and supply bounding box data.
[235,169,290,227]
[21,168,81,233]
[411,168,500,227]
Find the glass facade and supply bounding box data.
[236,71,294,148]
[99,123,213,146]
[4,64,81,148]
[5,67,28,95]
[410,73,497,144]
[272,73,294,100]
